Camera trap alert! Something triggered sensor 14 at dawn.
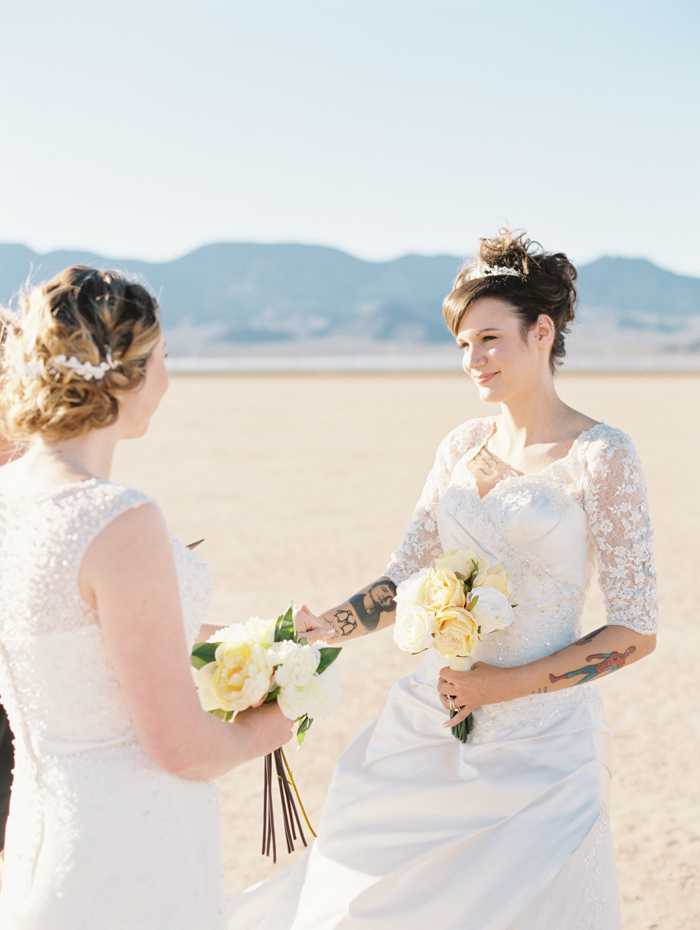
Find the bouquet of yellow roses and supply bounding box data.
[190,606,341,861]
[393,549,515,741]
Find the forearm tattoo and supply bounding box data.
[532,627,631,693]
[332,609,358,637]
[327,578,398,638]
[549,646,637,686]
[349,578,397,631]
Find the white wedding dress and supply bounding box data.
[0,479,228,929]
[229,418,658,930]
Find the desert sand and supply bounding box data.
[111,371,699,930]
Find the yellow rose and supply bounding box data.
[426,569,466,612]
[475,560,510,597]
[194,638,274,713]
[433,549,479,579]
[432,607,478,658]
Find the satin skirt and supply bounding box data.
[228,651,622,929]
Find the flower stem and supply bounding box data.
[280,747,317,839]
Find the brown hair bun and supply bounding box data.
[443,229,578,371]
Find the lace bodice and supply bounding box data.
[385,418,657,667]
[0,479,212,756]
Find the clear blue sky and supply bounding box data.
[0,0,698,275]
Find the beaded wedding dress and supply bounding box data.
[229,418,657,930]
[0,479,228,930]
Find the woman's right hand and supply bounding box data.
[294,604,336,643]
[235,703,294,759]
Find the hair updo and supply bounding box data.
[442,229,578,372]
[0,266,161,442]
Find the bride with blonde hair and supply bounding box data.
[0,267,292,929]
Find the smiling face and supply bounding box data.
[455,297,554,404]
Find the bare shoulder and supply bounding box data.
[79,500,177,610]
[565,408,600,438]
[86,500,167,558]
[81,501,172,593]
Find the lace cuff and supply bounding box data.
[582,428,658,635]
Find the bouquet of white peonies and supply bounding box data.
[393,549,515,741]
[190,606,341,861]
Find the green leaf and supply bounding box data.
[264,686,280,704]
[275,604,296,643]
[466,559,479,588]
[190,642,219,668]
[210,708,233,722]
[316,646,342,675]
[296,715,313,745]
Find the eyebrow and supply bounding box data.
[457,327,503,343]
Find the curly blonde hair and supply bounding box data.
[443,229,578,373]
[0,266,161,442]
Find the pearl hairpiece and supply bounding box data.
[463,262,523,282]
[17,349,120,381]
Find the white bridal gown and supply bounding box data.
[229,418,658,930]
[0,480,228,930]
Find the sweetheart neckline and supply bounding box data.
[465,418,605,502]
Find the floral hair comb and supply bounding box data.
[19,349,120,381]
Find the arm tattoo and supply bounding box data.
[333,609,358,637]
[573,626,607,647]
[348,578,397,632]
[549,646,637,686]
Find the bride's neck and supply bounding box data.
[28,427,119,484]
[496,387,571,449]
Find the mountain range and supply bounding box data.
[1,242,699,356]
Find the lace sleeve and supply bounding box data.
[582,426,658,635]
[384,420,491,585]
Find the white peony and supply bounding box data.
[308,661,342,719]
[193,637,275,713]
[470,585,515,635]
[191,662,224,712]
[271,643,321,690]
[278,660,343,722]
[239,616,277,648]
[276,676,320,720]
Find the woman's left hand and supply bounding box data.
[436,662,520,727]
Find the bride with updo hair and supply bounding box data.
[0,267,293,929]
[233,229,658,929]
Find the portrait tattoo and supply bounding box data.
[334,609,358,637]
[349,579,397,632]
